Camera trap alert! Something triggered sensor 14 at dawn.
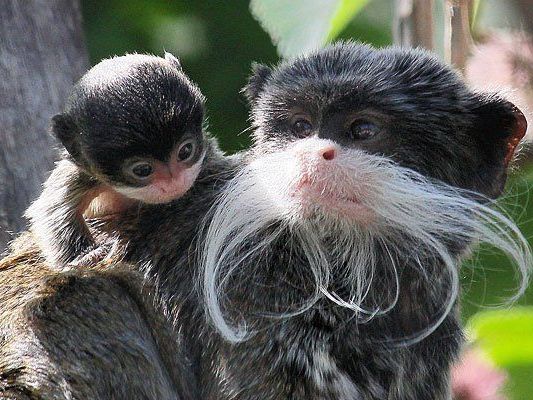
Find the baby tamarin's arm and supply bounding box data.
[25,159,103,266]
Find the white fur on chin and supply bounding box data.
[199,137,531,344]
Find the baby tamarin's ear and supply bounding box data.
[470,94,527,197]
[242,63,272,104]
[50,114,81,160]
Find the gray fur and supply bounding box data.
[25,158,100,267]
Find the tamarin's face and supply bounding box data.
[201,43,529,342]
[243,42,526,226]
[53,53,206,204]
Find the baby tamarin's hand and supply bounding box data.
[69,241,117,267]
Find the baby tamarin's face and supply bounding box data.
[243,42,526,226]
[53,53,206,204]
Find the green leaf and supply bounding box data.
[328,0,370,40]
[466,307,533,367]
[250,0,369,58]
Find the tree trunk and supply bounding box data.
[0,0,88,253]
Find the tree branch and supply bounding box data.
[394,0,435,51]
[444,0,473,72]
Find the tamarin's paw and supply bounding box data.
[70,242,115,268]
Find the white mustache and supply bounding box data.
[198,138,531,344]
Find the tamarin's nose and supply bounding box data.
[320,147,336,161]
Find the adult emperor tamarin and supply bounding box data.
[0,42,530,400]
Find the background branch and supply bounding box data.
[444,0,473,72]
[393,0,435,51]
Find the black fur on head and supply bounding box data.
[52,53,205,184]
[242,62,273,105]
[244,42,526,198]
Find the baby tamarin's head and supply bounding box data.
[52,53,205,204]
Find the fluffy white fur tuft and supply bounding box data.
[199,138,531,344]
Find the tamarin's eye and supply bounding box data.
[177,139,196,162]
[129,161,154,179]
[348,120,379,140]
[292,118,313,136]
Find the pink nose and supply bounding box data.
[320,147,336,161]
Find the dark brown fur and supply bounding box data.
[0,234,198,399]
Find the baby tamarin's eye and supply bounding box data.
[128,161,154,179]
[177,139,196,162]
[292,118,313,137]
[348,120,379,141]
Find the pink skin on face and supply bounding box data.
[287,140,375,225]
[78,150,204,227]
[115,152,204,204]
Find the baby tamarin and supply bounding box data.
[26,53,206,266]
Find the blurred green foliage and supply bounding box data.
[467,307,533,366]
[82,1,532,398]
[467,306,533,400]
[249,0,370,58]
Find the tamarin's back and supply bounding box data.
[0,144,237,400]
[0,237,197,399]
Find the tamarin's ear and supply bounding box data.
[242,63,272,104]
[470,94,527,198]
[164,52,182,70]
[51,114,81,160]
[473,94,527,167]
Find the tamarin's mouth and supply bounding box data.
[303,187,362,207]
[292,174,361,204]
[290,177,373,224]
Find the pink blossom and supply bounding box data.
[465,32,533,142]
[452,349,508,400]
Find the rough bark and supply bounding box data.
[0,0,88,252]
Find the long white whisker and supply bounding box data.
[199,141,531,344]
